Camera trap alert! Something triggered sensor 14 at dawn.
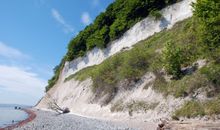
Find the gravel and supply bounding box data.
[14,109,137,130]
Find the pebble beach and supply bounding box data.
[4,108,220,130]
[13,109,136,130]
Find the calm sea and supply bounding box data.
[0,105,29,128]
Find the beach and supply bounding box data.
[13,109,137,130]
[2,108,220,130]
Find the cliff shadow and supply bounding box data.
[159,17,171,29]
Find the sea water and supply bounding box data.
[0,105,28,128]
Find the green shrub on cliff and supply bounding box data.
[174,101,205,118]
[193,0,220,47]
[205,98,220,115]
[192,0,220,62]
[162,41,183,79]
[174,98,220,118]
[201,63,220,89]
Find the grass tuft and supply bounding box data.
[174,98,220,118]
[174,100,205,118]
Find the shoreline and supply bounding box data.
[2,108,220,130]
[0,109,36,130]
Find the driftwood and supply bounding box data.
[157,118,171,130]
[46,94,70,114]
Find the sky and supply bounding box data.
[0,0,113,105]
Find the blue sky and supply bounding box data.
[0,0,113,105]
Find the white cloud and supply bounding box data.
[0,65,47,104]
[0,42,29,60]
[0,41,48,105]
[51,8,74,33]
[81,12,92,25]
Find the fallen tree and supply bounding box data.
[46,94,70,114]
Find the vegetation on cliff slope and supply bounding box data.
[174,97,220,118]
[66,18,203,102]
[65,0,220,110]
[48,0,220,112]
[45,0,220,118]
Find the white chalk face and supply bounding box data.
[62,0,194,80]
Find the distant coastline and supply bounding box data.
[0,104,31,108]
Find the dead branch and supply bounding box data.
[46,93,70,114]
